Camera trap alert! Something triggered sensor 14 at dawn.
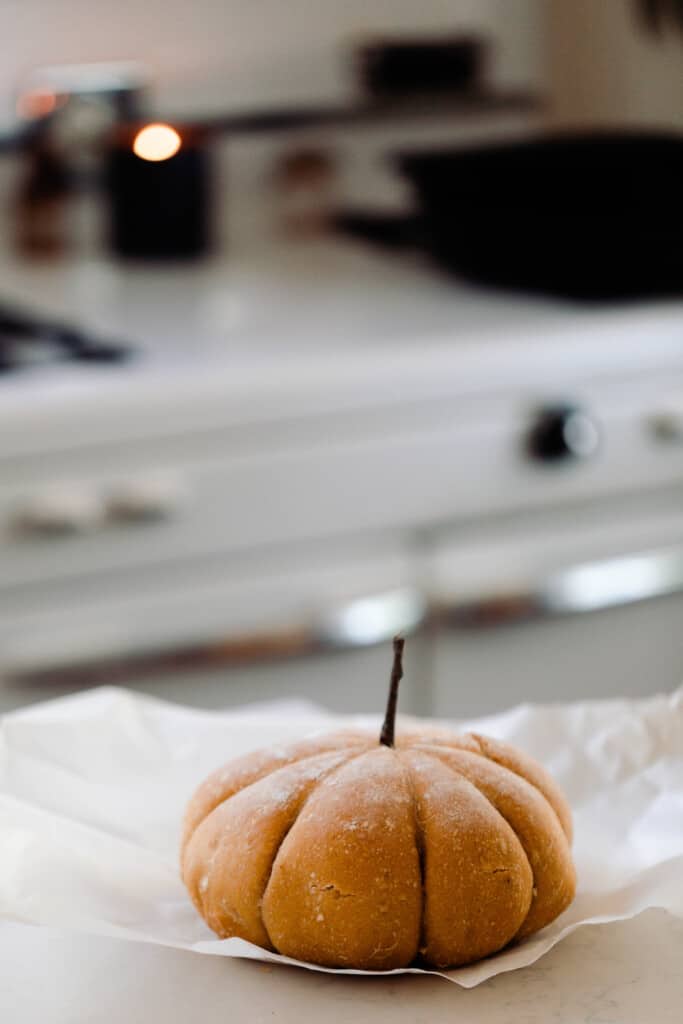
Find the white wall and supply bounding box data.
[0,0,543,127]
[545,0,683,130]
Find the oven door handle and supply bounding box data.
[435,545,683,629]
[6,546,683,685]
[4,586,429,685]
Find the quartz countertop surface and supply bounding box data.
[2,239,682,437]
[3,910,681,1023]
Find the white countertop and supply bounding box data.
[1,240,682,450]
[2,911,681,1023]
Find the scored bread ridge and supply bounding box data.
[180,730,373,856]
[182,747,369,947]
[410,745,576,939]
[261,748,423,968]
[396,726,573,842]
[181,726,575,969]
[182,727,571,851]
[400,748,534,967]
[470,733,573,842]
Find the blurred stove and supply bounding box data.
[0,302,131,373]
[0,238,682,717]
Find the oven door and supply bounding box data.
[429,494,683,717]
[0,543,429,716]
[4,497,683,720]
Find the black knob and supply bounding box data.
[527,404,600,462]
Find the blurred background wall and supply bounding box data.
[0,1,543,124]
[546,0,683,130]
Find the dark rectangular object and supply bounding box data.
[359,37,484,97]
[106,128,211,260]
[398,132,683,300]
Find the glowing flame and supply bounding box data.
[132,123,182,162]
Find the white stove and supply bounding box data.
[1,239,682,716]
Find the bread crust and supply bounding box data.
[181,728,575,970]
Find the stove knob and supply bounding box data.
[527,405,600,462]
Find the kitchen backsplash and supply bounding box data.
[0,0,543,128]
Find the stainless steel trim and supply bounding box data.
[7,547,683,686]
[542,547,683,615]
[7,587,429,687]
[314,586,428,649]
[436,545,683,628]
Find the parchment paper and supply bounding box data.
[1,686,681,987]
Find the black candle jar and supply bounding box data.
[106,123,211,260]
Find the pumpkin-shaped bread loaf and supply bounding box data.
[181,639,576,970]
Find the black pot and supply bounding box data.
[398,132,683,300]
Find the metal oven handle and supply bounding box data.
[7,546,683,686]
[436,545,683,629]
[5,587,429,686]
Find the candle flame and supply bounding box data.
[133,123,182,162]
